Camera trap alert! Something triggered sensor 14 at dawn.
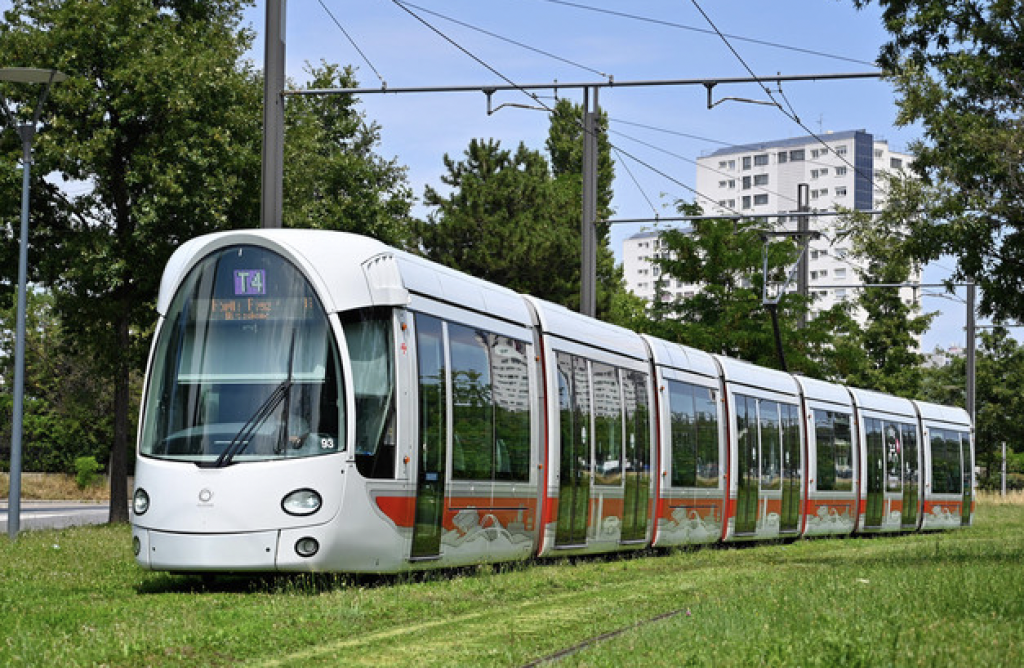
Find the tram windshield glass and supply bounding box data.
[139,246,344,465]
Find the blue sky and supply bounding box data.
[0,0,986,350]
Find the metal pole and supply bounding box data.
[1002,441,1007,498]
[261,0,286,228]
[8,124,34,539]
[580,87,598,317]
[796,183,810,330]
[966,280,976,425]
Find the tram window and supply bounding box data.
[885,422,906,493]
[930,429,962,494]
[416,315,447,480]
[344,309,396,479]
[760,401,782,491]
[902,423,919,487]
[490,334,530,481]
[139,245,344,464]
[668,381,719,489]
[449,324,494,480]
[814,410,853,491]
[669,382,697,487]
[593,363,623,486]
[623,369,652,477]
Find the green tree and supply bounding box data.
[646,203,863,379]
[421,138,581,304]
[1,0,263,521]
[919,328,1024,489]
[420,98,629,319]
[840,205,935,397]
[0,291,120,474]
[852,0,1024,322]
[283,62,416,247]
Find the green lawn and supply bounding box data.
[2,502,1022,667]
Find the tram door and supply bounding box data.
[555,354,591,547]
[864,418,885,528]
[621,370,650,543]
[411,316,447,559]
[901,423,920,528]
[734,395,758,535]
[960,433,973,526]
[779,405,801,533]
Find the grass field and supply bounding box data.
[2,495,1022,667]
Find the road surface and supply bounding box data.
[0,501,111,534]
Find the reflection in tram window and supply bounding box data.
[814,410,853,492]
[592,363,623,486]
[668,381,720,489]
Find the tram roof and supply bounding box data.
[158,230,532,325]
[642,335,719,379]
[848,386,918,419]
[914,400,972,430]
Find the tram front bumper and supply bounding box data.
[134,528,281,572]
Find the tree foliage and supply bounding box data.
[853,0,1024,321]
[840,204,935,397]
[420,98,628,318]
[644,203,863,379]
[283,62,416,247]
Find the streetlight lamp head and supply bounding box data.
[0,67,68,84]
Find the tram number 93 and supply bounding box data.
[320,437,335,450]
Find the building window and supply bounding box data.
[742,196,752,209]
[874,149,884,158]
[835,268,847,279]
[742,176,752,189]
[742,156,752,170]
[890,157,903,169]
[811,169,820,179]
[836,166,848,176]
[753,194,768,206]
[835,186,847,197]
[719,160,729,169]
[754,174,769,186]
[719,180,727,188]
[728,179,735,188]
[754,154,769,166]
[778,151,788,164]
[836,145,847,156]
[789,149,804,161]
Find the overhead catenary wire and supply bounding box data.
[526,0,878,68]
[399,1,614,81]
[317,0,387,87]
[687,0,889,199]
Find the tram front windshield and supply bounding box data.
[140,246,343,465]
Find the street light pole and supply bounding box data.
[1,67,67,540]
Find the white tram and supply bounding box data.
[130,230,974,573]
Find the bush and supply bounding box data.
[74,456,101,490]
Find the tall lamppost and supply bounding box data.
[1,67,67,539]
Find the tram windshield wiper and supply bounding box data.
[210,379,292,468]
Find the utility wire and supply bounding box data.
[317,0,388,87]
[400,1,613,80]
[391,0,735,216]
[688,0,888,198]
[527,0,877,67]
[612,146,660,218]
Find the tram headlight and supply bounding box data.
[133,488,150,516]
[281,488,322,516]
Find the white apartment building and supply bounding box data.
[623,130,916,324]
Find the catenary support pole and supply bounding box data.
[966,280,976,426]
[261,0,286,228]
[579,87,598,317]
